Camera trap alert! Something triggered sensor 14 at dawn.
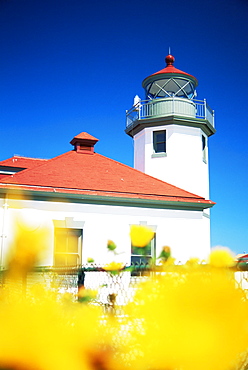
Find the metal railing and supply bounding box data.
[126,97,215,129]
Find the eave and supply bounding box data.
[0,185,215,211]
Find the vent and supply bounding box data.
[70,132,99,154]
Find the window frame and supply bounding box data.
[53,218,85,267]
[153,130,166,154]
[131,234,156,265]
[54,227,82,267]
[202,134,207,163]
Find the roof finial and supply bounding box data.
[165,52,175,66]
[168,46,171,55]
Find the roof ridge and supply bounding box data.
[72,132,98,141]
[0,156,49,164]
[12,155,48,161]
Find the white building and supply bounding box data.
[0,54,215,267]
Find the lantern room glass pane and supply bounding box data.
[146,77,195,99]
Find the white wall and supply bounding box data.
[134,124,210,199]
[134,129,145,172]
[0,198,211,267]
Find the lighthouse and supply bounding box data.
[125,54,215,199]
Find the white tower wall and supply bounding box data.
[134,124,209,199]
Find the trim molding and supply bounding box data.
[0,188,214,211]
[53,217,85,229]
[126,115,216,138]
[151,152,167,158]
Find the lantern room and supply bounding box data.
[125,54,215,137]
[142,54,198,100]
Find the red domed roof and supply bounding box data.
[143,54,198,87]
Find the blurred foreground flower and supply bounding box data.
[78,287,98,303]
[130,225,154,247]
[0,217,124,369]
[87,257,94,263]
[6,217,50,279]
[0,286,113,370]
[209,247,236,268]
[103,262,124,275]
[123,264,248,370]
[185,257,200,267]
[158,246,171,262]
[107,240,117,251]
[1,218,248,370]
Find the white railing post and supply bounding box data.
[204,99,207,120]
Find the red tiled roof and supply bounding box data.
[0,138,214,207]
[0,174,10,180]
[0,156,48,169]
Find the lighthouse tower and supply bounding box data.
[125,54,215,199]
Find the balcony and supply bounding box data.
[126,97,215,129]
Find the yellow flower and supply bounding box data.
[0,282,124,370]
[130,225,154,247]
[6,217,50,279]
[209,247,235,268]
[123,267,248,370]
[163,256,176,266]
[159,245,171,261]
[78,287,98,303]
[0,291,93,370]
[87,257,94,263]
[103,262,124,272]
[185,257,200,267]
[107,240,117,251]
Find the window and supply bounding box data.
[131,234,156,265]
[54,228,82,266]
[202,135,207,162]
[153,130,166,153]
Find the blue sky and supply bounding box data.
[0,0,247,254]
